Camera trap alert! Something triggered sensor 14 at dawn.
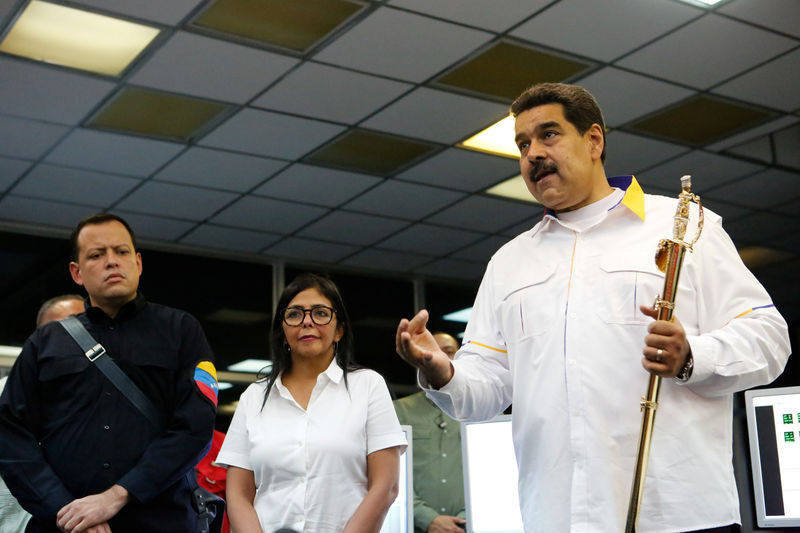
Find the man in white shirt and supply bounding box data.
[396,83,791,533]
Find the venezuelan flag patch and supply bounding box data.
[194,361,218,407]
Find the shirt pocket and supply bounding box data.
[500,261,558,340]
[594,250,664,325]
[39,353,91,381]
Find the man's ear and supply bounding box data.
[69,261,84,286]
[136,252,143,276]
[587,123,604,162]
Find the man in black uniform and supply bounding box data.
[0,213,218,533]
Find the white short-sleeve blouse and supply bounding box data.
[216,360,406,533]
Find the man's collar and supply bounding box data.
[541,175,645,222]
[86,292,146,322]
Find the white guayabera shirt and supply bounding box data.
[424,176,790,533]
[218,361,407,533]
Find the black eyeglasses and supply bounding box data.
[281,305,336,326]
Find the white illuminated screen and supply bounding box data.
[380,425,413,533]
[745,386,800,528]
[462,416,523,533]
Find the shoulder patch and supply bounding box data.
[194,361,218,407]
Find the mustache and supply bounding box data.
[530,161,558,182]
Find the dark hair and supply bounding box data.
[70,213,137,261]
[510,82,607,163]
[262,273,357,406]
[36,294,84,327]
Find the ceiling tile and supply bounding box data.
[265,237,360,263]
[155,147,286,192]
[774,198,800,218]
[576,67,694,127]
[362,87,508,145]
[255,163,381,207]
[343,181,466,220]
[116,181,238,220]
[111,211,196,241]
[713,49,800,112]
[413,258,485,280]
[721,211,798,245]
[718,0,800,39]
[212,195,328,233]
[0,196,95,228]
[774,124,800,170]
[704,169,800,210]
[296,211,409,245]
[252,62,412,124]
[617,14,796,89]
[707,115,798,152]
[397,147,519,192]
[0,57,115,125]
[628,95,772,146]
[199,108,345,159]
[180,224,280,253]
[0,0,15,21]
[451,235,511,264]
[377,223,483,256]
[638,150,764,193]
[75,0,204,25]
[130,31,298,104]
[89,87,230,141]
[511,0,700,62]
[191,0,363,53]
[45,129,184,177]
[427,195,535,232]
[500,215,542,237]
[0,116,69,160]
[725,135,772,164]
[340,248,430,272]
[604,131,689,176]
[314,7,492,83]
[0,157,32,192]
[304,130,437,176]
[389,0,550,32]
[11,164,140,207]
[436,41,593,102]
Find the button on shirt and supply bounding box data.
[424,177,791,532]
[394,391,465,532]
[217,361,407,533]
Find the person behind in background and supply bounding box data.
[395,83,791,532]
[0,213,218,533]
[218,273,406,533]
[35,294,85,329]
[394,332,466,533]
[0,295,86,533]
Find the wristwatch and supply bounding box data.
[675,352,694,382]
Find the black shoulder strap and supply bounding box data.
[59,316,163,430]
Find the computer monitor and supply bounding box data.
[461,415,523,533]
[744,386,800,528]
[380,425,414,533]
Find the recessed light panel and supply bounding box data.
[437,41,592,101]
[486,175,539,204]
[629,96,772,145]
[192,0,364,52]
[90,88,229,141]
[458,115,519,159]
[305,130,438,175]
[0,1,159,76]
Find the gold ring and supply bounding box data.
[656,349,663,362]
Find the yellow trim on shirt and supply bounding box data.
[621,176,646,221]
[466,341,508,354]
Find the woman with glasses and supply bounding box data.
[217,273,406,533]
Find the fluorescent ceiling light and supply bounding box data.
[217,382,234,391]
[227,359,273,373]
[486,175,540,204]
[443,307,473,323]
[0,1,159,76]
[458,115,519,159]
[676,0,723,5]
[0,345,23,357]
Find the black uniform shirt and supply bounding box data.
[0,293,216,532]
